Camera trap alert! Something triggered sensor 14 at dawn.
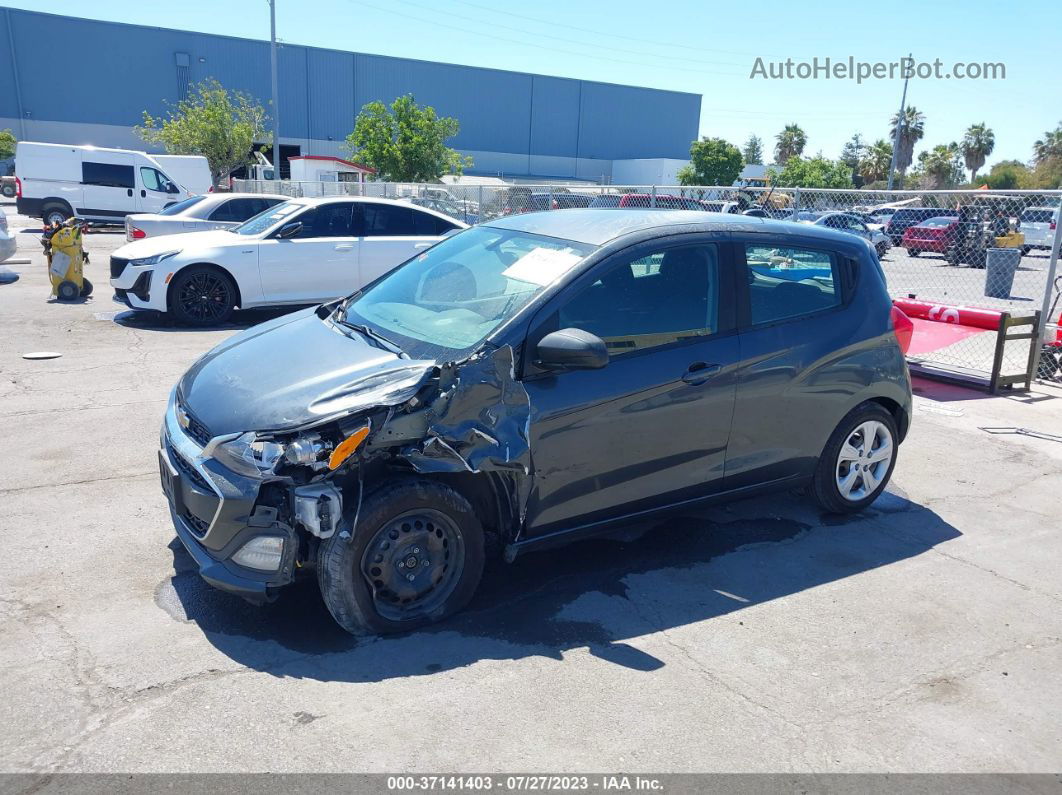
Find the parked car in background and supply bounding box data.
[487,188,592,217]
[901,216,959,257]
[699,200,741,214]
[1018,206,1060,255]
[0,208,16,263]
[159,209,911,634]
[407,196,479,225]
[109,197,466,325]
[885,207,949,246]
[15,141,197,225]
[124,193,287,241]
[811,212,891,258]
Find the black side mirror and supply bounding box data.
[536,328,609,371]
[277,221,302,239]
[167,183,180,194]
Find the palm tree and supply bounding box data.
[859,139,893,184]
[960,123,995,183]
[774,124,807,165]
[889,106,925,179]
[919,143,962,189]
[1033,123,1062,164]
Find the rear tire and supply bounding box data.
[907,248,920,257]
[811,402,899,514]
[1,183,14,198]
[41,202,72,227]
[79,278,93,298]
[317,478,485,636]
[168,265,236,326]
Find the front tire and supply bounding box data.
[168,265,236,326]
[811,402,899,514]
[318,478,485,636]
[907,248,920,257]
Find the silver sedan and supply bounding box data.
[124,193,287,241]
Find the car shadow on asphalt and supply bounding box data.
[157,486,961,682]
[109,305,304,332]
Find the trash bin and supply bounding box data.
[985,247,1021,298]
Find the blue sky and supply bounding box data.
[10,0,1060,169]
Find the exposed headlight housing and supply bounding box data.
[211,432,287,478]
[130,250,180,267]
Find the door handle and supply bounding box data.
[681,361,721,385]
[141,189,146,198]
[126,188,133,197]
[334,244,354,251]
[414,242,432,248]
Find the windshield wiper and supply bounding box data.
[337,317,407,357]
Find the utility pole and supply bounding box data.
[269,0,281,180]
[887,53,912,192]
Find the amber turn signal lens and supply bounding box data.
[328,426,370,470]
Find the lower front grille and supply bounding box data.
[110,257,129,279]
[182,510,210,537]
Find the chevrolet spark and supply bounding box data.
[160,210,912,635]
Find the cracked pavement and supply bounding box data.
[1,202,1061,772]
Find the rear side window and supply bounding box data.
[361,203,415,236]
[210,198,274,223]
[159,195,207,216]
[82,161,134,189]
[411,208,456,235]
[743,244,841,325]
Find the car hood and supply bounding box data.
[177,307,437,437]
[112,229,240,259]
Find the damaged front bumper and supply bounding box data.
[160,393,299,604]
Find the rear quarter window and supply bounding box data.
[743,244,842,325]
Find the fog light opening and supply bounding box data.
[231,536,284,571]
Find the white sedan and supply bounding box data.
[109,197,467,325]
[124,192,288,241]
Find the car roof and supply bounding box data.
[218,192,288,201]
[482,208,856,247]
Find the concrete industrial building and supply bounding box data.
[0,8,701,182]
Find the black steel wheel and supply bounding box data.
[169,266,235,326]
[56,280,80,301]
[318,478,485,636]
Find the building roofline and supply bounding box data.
[6,8,703,102]
[289,155,376,174]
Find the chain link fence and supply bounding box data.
[233,179,1062,385]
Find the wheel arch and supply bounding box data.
[40,198,75,219]
[165,261,243,311]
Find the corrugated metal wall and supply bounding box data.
[3,9,700,173]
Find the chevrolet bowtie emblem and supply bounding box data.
[176,405,191,430]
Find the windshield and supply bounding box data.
[232,200,305,235]
[160,195,207,216]
[340,226,595,358]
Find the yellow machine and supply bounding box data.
[994,231,1025,249]
[45,219,93,301]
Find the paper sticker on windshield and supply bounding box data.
[502,248,583,286]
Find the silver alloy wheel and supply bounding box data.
[835,420,893,502]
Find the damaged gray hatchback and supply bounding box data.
[160,209,912,635]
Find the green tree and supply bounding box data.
[676,137,744,186]
[0,129,16,161]
[960,123,995,183]
[839,133,865,171]
[768,156,853,189]
[978,160,1034,190]
[917,143,963,189]
[889,106,925,179]
[135,78,270,188]
[859,139,893,184]
[741,134,763,165]
[344,94,471,182]
[774,123,807,164]
[1033,122,1062,164]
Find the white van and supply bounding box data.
[152,155,212,196]
[15,142,198,225]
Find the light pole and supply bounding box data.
[887,53,912,192]
[269,0,280,180]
